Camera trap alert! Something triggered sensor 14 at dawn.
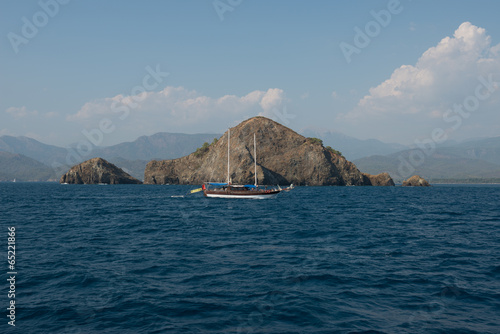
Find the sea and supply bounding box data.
[1,183,499,334]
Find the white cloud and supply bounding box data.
[259,88,285,113]
[5,106,58,120]
[6,106,38,118]
[66,86,286,142]
[1,107,68,145]
[340,22,500,142]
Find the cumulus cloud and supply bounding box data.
[66,86,286,142]
[2,107,66,145]
[341,22,500,141]
[259,88,284,112]
[6,106,38,118]
[5,106,58,119]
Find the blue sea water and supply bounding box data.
[1,183,500,333]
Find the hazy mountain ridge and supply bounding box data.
[92,132,221,161]
[0,133,221,181]
[105,158,149,181]
[354,138,500,182]
[0,135,68,166]
[300,129,408,160]
[443,137,500,165]
[1,133,500,182]
[0,152,57,181]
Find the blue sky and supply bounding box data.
[1,0,500,148]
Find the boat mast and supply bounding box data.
[227,128,230,184]
[254,133,257,186]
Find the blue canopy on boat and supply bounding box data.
[243,185,257,188]
[206,182,228,186]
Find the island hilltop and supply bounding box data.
[144,117,394,186]
[60,157,142,184]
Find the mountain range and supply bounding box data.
[0,132,499,183]
[0,133,220,181]
[354,136,500,182]
[0,151,56,181]
[300,129,408,160]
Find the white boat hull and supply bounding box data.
[204,191,280,199]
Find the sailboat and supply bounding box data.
[202,129,291,199]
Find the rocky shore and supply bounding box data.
[60,158,142,184]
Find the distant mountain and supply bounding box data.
[0,152,56,181]
[92,132,222,161]
[442,136,500,165]
[300,129,408,160]
[106,157,149,181]
[0,133,221,181]
[2,132,499,183]
[0,135,68,166]
[354,142,500,182]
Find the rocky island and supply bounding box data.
[402,175,431,187]
[60,157,142,184]
[144,117,394,186]
[363,172,395,186]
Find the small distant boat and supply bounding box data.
[201,129,292,199]
[13,178,16,183]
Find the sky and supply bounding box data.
[1,0,500,148]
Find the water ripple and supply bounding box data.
[1,183,499,333]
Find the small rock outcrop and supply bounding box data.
[402,175,430,187]
[144,117,392,186]
[60,158,142,184]
[363,172,395,186]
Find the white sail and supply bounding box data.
[227,129,230,184]
[254,133,257,186]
